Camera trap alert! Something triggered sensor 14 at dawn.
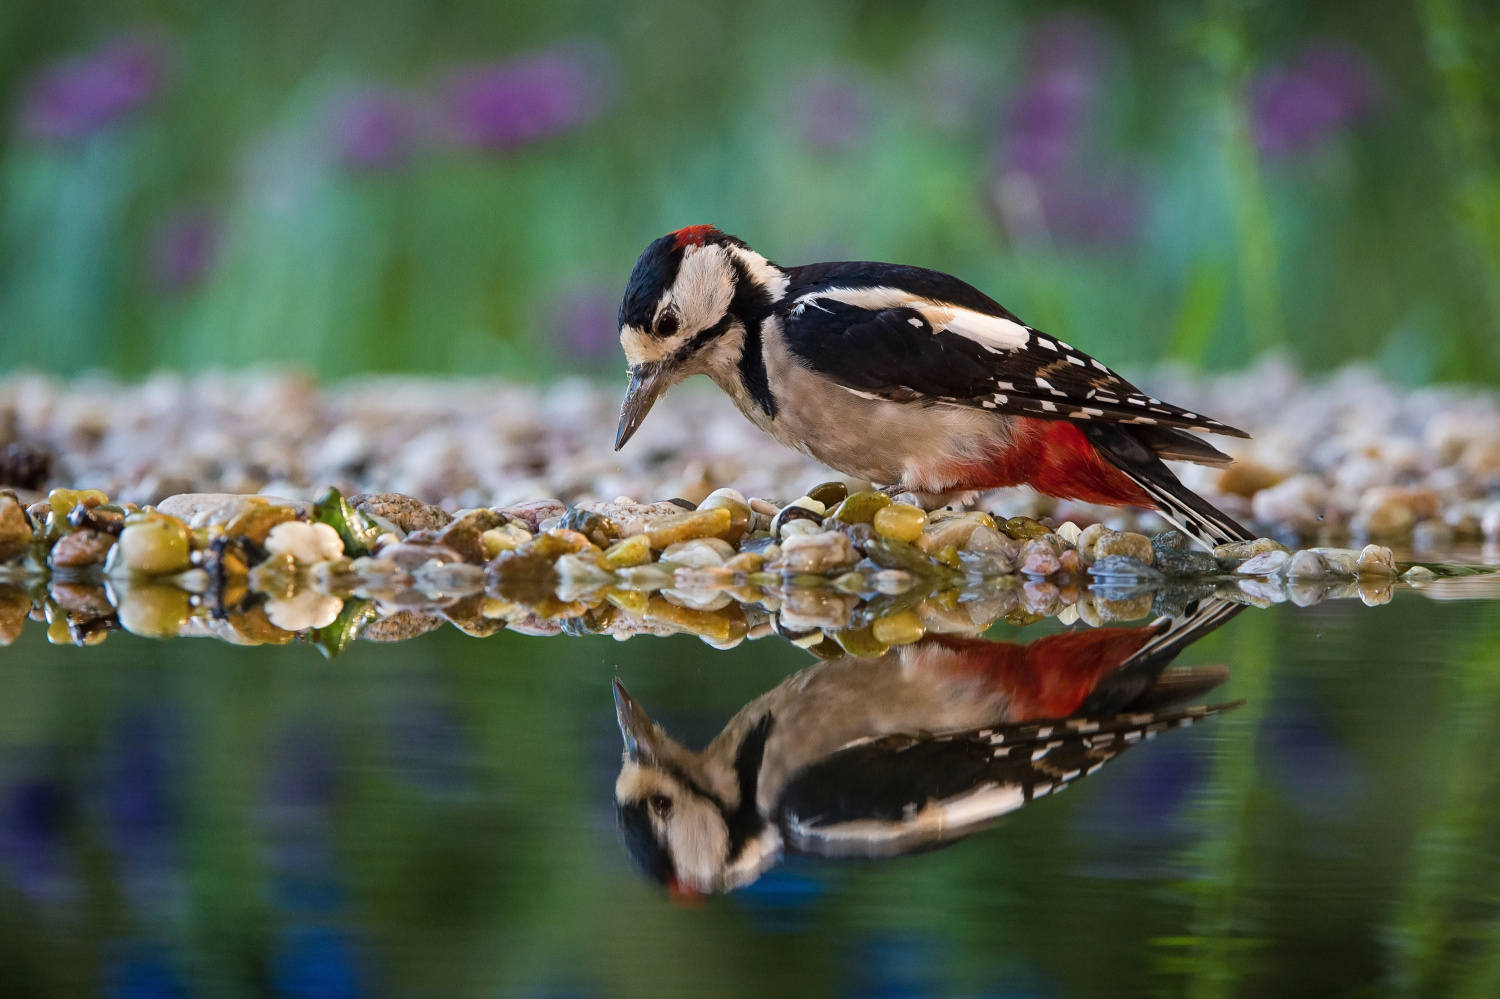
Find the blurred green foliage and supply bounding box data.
[1,0,1499,382]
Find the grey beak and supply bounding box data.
[615,364,671,451]
[614,678,656,763]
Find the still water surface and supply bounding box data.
[1,586,1499,998]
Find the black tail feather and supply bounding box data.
[1082,424,1254,548]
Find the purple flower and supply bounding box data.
[793,71,870,152]
[441,43,615,152]
[0,777,77,903]
[18,32,167,142]
[326,87,426,171]
[992,13,1142,248]
[1249,40,1382,158]
[552,284,620,362]
[1001,13,1109,176]
[150,205,218,293]
[98,712,176,875]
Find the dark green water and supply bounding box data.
[1,588,1498,998]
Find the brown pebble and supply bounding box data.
[49,528,115,568]
[361,610,448,642]
[351,493,454,533]
[0,585,31,646]
[50,582,116,617]
[1093,531,1155,566]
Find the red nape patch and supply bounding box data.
[946,418,1154,509]
[671,224,719,248]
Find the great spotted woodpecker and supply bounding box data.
[614,598,1243,896]
[615,226,1253,549]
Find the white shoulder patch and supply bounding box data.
[728,246,789,303]
[794,286,1030,352]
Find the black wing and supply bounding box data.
[781,263,1248,440]
[774,702,1238,859]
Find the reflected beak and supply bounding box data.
[614,678,657,763]
[615,364,671,451]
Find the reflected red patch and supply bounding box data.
[930,626,1162,719]
[671,224,718,248]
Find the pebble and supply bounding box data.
[1285,550,1344,580]
[1357,544,1397,576]
[829,491,889,524]
[645,507,732,548]
[779,518,824,540]
[871,610,924,646]
[771,504,823,537]
[266,591,345,631]
[661,538,736,568]
[965,525,1018,559]
[872,503,927,543]
[1018,538,1061,576]
[117,516,192,575]
[1154,546,1219,577]
[114,583,191,638]
[1093,530,1155,566]
[1076,523,1109,565]
[1054,522,1083,546]
[1403,565,1438,582]
[1482,503,1500,541]
[1251,474,1327,531]
[265,521,345,564]
[806,481,849,508]
[1237,550,1291,575]
[352,493,453,533]
[483,523,534,557]
[773,531,857,574]
[1215,459,1285,498]
[1088,555,1164,582]
[699,490,752,543]
[49,529,115,569]
[1213,538,1290,561]
[0,494,32,559]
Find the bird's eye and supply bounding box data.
[649,794,673,817]
[655,312,679,336]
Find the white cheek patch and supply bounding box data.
[669,245,736,336]
[795,286,1030,352]
[620,325,673,366]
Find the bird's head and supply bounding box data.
[614,225,786,450]
[612,678,753,899]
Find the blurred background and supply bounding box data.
[2,0,1499,385]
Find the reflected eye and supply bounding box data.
[655,312,679,336]
[649,794,673,817]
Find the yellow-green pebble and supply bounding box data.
[46,488,109,519]
[834,626,889,658]
[1003,516,1052,540]
[482,523,534,558]
[118,516,192,574]
[644,507,732,548]
[830,490,891,524]
[871,610,925,646]
[872,504,927,543]
[116,584,192,638]
[604,533,653,568]
[46,617,72,645]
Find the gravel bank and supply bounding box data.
[3,357,1500,548]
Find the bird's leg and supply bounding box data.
[881,486,983,512]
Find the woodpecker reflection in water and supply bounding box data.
[614,598,1243,897]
